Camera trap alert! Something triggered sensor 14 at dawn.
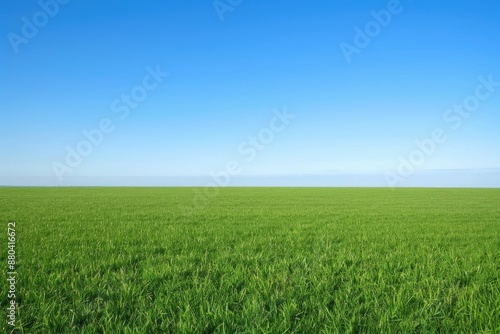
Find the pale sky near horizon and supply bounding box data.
[1,0,499,187]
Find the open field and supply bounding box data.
[1,187,499,333]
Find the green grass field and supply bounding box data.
[1,187,499,333]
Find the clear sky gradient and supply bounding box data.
[1,0,499,186]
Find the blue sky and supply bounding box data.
[1,0,499,186]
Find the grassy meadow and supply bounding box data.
[0,187,499,333]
